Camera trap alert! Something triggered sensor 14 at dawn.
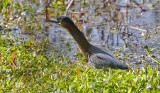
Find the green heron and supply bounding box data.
[47,16,128,70]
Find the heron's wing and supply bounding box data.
[89,53,128,69]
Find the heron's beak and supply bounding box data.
[45,19,59,23]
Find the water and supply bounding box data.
[0,0,160,68]
[47,1,160,68]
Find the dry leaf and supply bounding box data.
[78,24,82,29]
[49,24,52,26]
[11,40,15,43]
[77,69,80,75]
[96,12,101,16]
[135,61,142,65]
[73,14,78,19]
[79,13,84,17]
[11,51,16,66]
[4,35,8,40]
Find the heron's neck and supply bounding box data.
[64,25,91,57]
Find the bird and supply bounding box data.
[46,16,128,70]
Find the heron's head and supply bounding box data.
[46,16,75,28]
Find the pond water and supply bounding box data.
[1,0,160,69]
[47,0,160,68]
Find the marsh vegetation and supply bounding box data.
[0,0,160,92]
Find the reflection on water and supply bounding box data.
[47,1,160,68]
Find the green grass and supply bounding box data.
[0,0,160,92]
[0,37,159,93]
